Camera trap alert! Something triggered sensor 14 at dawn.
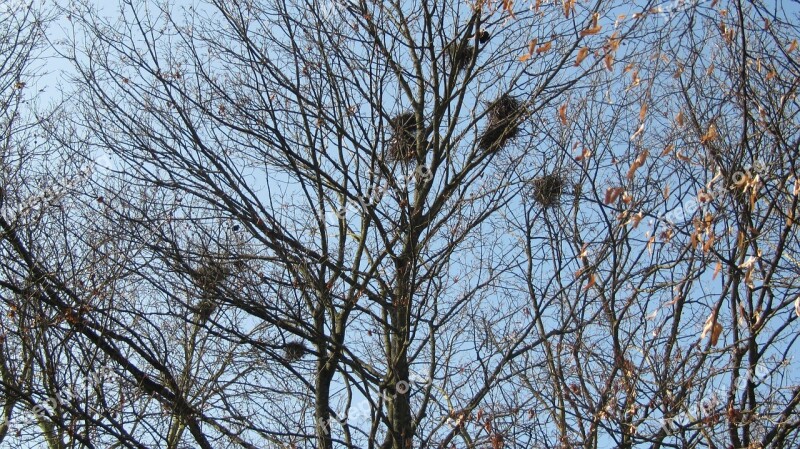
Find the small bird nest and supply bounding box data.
[531,174,565,207]
[447,43,474,72]
[479,94,526,152]
[284,341,308,362]
[388,112,421,162]
[195,299,217,321]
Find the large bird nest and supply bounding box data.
[478,122,521,152]
[284,341,308,362]
[530,173,565,208]
[479,94,526,152]
[388,112,422,162]
[193,261,230,293]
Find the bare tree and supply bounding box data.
[0,1,66,447]
[2,0,800,448]
[505,1,800,448]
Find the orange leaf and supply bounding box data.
[630,123,645,141]
[723,26,735,44]
[744,264,754,288]
[630,211,643,228]
[636,149,649,164]
[604,187,624,204]
[607,32,621,52]
[661,144,674,156]
[626,149,649,181]
[563,0,574,18]
[536,41,552,54]
[575,47,590,66]
[675,110,685,127]
[503,0,515,18]
[703,232,716,253]
[575,147,592,161]
[712,261,722,280]
[639,103,648,122]
[519,40,536,62]
[627,162,640,181]
[711,322,723,345]
[604,53,614,71]
[789,39,798,53]
[558,103,568,125]
[621,191,633,204]
[700,123,718,144]
[580,25,602,37]
[630,69,640,86]
[701,312,723,346]
[690,230,701,249]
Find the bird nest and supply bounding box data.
[479,94,526,152]
[447,43,474,73]
[478,122,521,152]
[284,341,308,362]
[531,174,565,208]
[388,112,422,162]
[193,261,230,293]
[487,94,523,124]
[194,298,217,321]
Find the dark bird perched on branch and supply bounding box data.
[469,29,490,44]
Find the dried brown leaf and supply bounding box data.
[558,103,568,125]
[575,47,590,66]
